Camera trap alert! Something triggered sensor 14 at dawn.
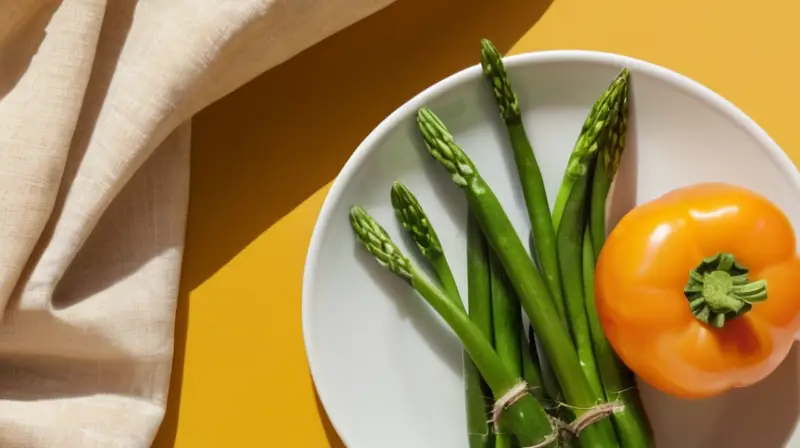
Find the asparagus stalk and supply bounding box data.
[490,251,523,377]
[552,70,629,232]
[490,251,524,448]
[350,206,554,446]
[480,38,567,331]
[416,108,619,448]
[481,39,568,427]
[490,250,553,445]
[589,80,627,260]
[527,236,564,411]
[391,182,462,306]
[520,330,548,406]
[583,90,654,447]
[466,213,495,448]
[556,160,606,402]
[529,327,562,405]
[392,183,496,446]
[552,80,629,448]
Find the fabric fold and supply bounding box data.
[0,0,395,446]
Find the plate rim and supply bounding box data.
[300,49,800,447]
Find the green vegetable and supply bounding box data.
[589,78,627,260]
[527,229,563,408]
[529,327,562,406]
[583,89,654,447]
[490,251,523,378]
[496,427,515,448]
[490,251,524,448]
[392,183,497,446]
[550,75,629,447]
[551,76,627,400]
[520,329,546,403]
[480,38,567,331]
[391,182,462,306]
[556,161,606,402]
[417,108,619,448]
[552,70,629,232]
[465,213,495,448]
[350,206,554,446]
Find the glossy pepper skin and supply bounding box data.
[595,182,800,399]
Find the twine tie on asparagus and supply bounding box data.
[493,381,625,447]
[492,381,557,447]
[565,402,626,436]
[491,381,530,430]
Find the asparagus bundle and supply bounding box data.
[478,39,653,447]
[582,92,654,447]
[481,40,571,416]
[392,183,555,447]
[417,107,619,448]
[555,72,627,403]
[349,206,556,447]
[347,38,654,448]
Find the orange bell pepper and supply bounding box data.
[595,182,800,398]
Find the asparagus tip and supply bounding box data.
[598,68,631,178]
[349,205,413,281]
[416,108,477,188]
[417,107,440,133]
[390,181,443,259]
[390,182,415,215]
[479,39,501,67]
[479,38,520,122]
[389,181,407,205]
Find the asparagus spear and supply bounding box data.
[520,330,546,403]
[551,77,626,401]
[481,39,568,426]
[528,327,562,404]
[583,91,654,447]
[527,231,564,413]
[589,80,627,260]
[391,183,495,446]
[556,159,606,402]
[490,251,523,378]
[416,108,619,448]
[350,206,555,446]
[552,79,629,448]
[465,213,495,448]
[552,70,629,232]
[480,38,567,331]
[391,182,462,306]
[490,251,524,448]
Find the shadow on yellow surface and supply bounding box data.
[152,0,552,446]
[182,0,553,289]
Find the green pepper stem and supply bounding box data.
[684,252,768,328]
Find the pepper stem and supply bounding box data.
[684,253,767,328]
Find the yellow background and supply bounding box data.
[151,0,800,446]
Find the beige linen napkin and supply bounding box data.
[0,0,394,446]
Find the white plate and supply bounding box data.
[302,50,800,448]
